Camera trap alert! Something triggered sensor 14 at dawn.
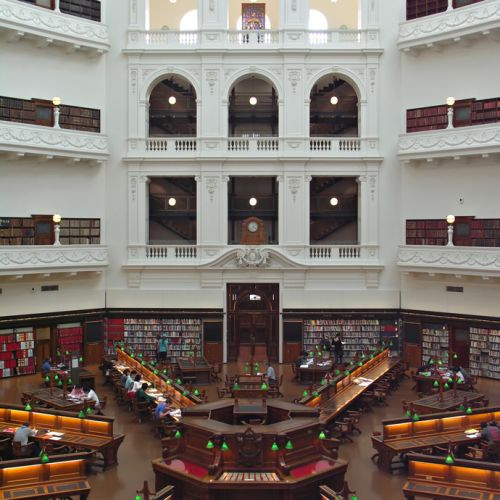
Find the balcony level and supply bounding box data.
[399,0,500,53]
[126,136,381,161]
[398,245,500,278]
[125,28,381,54]
[0,244,108,277]
[399,97,500,164]
[0,0,109,54]
[0,96,108,163]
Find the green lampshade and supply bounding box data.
[370,354,374,359]
[358,361,363,367]
[86,407,93,415]
[56,350,61,356]
[429,359,434,365]
[243,365,249,373]
[335,369,340,375]
[361,353,366,359]
[405,409,411,417]
[41,453,49,464]
[139,353,143,358]
[135,495,142,500]
[65,350,69,355]
[445,454,454,465]
[412,413,420,422]
[457,378,463,384]
[174,430,181,439]
[458,405,465,411]
[433,380,439,387]
[78,357,83,362]
[166,379,171,385]
[162,369,167,374]
[154,369,158,375]
[176,378,181,385]
[25,403,32,411]
[438,359,443,366]
[302,390,309,397]
[344,370,350,376]
[389,341,393,347]
[285,440,293,450]
[221,441,229,451]
[271,442,279,451]
[320,379,326,386]
[182,390,189,396]
[351,496,358,500]
[78,410,85,418]
[318,431,326,440]
[466,407,473,414]
[151,361,155,366]
[45,376,50,383]
[67,378,73,385]
[54,374,59,381]
[130,354,135,358]
[141,361,146,366]
[206,439,214,449]
[255,363,260,369]
[57,380,63,387]
[309,352,314,358]
[261,383,268,391]
[194,389,200,396]
[233,383,239,390]
[444,382,449,390]
[349,361,354,366]
[453,353,458,360]
[312,391,319,397]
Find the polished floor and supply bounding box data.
[0,364,499,500]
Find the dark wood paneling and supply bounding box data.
[84,341,104,365]
[204,342,223,364]
[283,342,301,364]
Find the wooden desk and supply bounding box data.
[413,372,475,395]
[297,361,333,385]
[233,385,269,399]
[0,452,91,499]
[403,453,500,500]
[177,358,211,385]
[371,406,500,473]
[50,368,95,390]
[232,401,268,424]
[23,388,93,412]
[0,404,124,470]
[410,390,484,415]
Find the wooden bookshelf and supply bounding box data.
[19,0,101,22]
[407,97,500,133]
[105,318,125,355]
[406,0,483,20]
[57,322,83,358]
[0,327,35,379]
[421,324,449,362]
[469,327,500,380]
[0,96,100,133]
[406,218,500,246]
[0,216,100,245]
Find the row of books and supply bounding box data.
[470,327,500,379]
[0,327,36,379]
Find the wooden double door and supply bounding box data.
[227,284,279,362]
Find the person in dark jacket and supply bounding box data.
[332,335,343,364]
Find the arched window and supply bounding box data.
[180,9,198,31]
[236,15,271,30]
[309,9,328,44]
[309,75,359,137]
[149,75,197,137]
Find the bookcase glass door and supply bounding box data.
[33,215,54,245]
[451,328,469,368]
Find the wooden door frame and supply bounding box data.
[227,283,279,362]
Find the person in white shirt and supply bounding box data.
[84,386,102,414]
[265,361,276,385]
[13,422,39,455]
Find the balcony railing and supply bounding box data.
[0,244,108,276]
[126,244,380,268]
[0,0,109,54]
[398,122,500,163]
[397,244,500,277]
[0,121,108,162]
[125,28,381,52]
[128,137,380,160]
[398,0,500,52]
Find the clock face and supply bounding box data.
[247,221,259,233]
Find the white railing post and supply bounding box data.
[447,0,454,11]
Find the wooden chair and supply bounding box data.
[132,399,152,423]
[210,363,222,383]
[332,418,354,443]
[358,391,375,412]
[0,436,12,460]
[373,384,389,407]
[346,411,362,434]
[12,441,36,459]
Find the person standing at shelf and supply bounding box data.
[265,361,276,386]
[158,335,168,363]
[332,335,344,365]
[41,358,52,376]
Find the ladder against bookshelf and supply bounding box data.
[123,318,202,363]
[0,327,35,379]
[421,325,449,362]
[303,319,388,360]
[470,327,500,380]
[57,323,83,358]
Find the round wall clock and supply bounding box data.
[247,221,259,233]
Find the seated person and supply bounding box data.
[120,369,130,387]
[84,386,102,414]
[451,365,465,383]
[69,384,85,398]
[41,358,52,376]
[481,421,500,443]
[154,399,171,419]
[13,422,39,456]
[295,352,308,369]
[132,374,143,392]
[124,370,136,391]
[135,383,154,403]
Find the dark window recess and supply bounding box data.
[406,0,483,20]
[446,286,464,293]
[60,0,101,22]
[41,285,59,292]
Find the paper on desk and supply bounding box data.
[300,364,309,368]
[353,377,374,387]
[169,409,181,417]
[49,432,64,436]
[49,436,62,441]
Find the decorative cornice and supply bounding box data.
[398,123,500,161]
[398,245,500,276]
[398,0,500,51]
[0,0,109,52]
[0,245,109,275]
[0,122,109,160]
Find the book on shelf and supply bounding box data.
[0,326,36,379]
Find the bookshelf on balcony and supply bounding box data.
[19,0,102,22]
[406,0,485,20]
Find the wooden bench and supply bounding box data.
[371,405,500,473]
[0,452,91,499]
[0,403,124,470]
[403,453,500,500]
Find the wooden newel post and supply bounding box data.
[136,480,155,500]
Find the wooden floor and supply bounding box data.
[1,363,499,500]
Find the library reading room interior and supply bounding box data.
[1,0,500,499]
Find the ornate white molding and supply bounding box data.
[0,245,109,276]
[398,245,500,277]
[0,122,109,161]
[398,123,500,163]
[398,0,500,52]
[0,0,109,53]
[236,248,270,268]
